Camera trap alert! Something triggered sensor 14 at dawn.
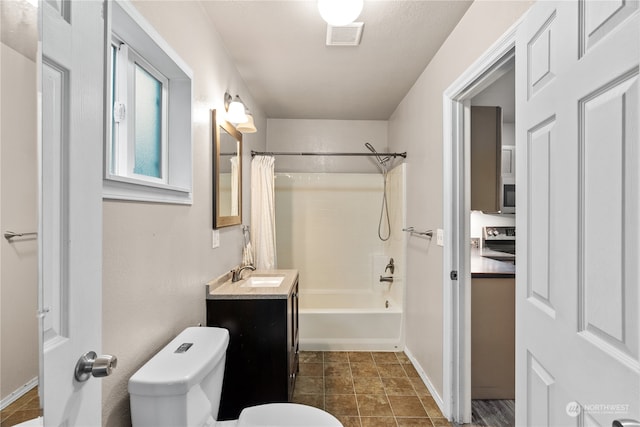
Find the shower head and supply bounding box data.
[364,143,390,166]
[365,143,392,241]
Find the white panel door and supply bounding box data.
[516,1,639,425]
[41,0,104,425]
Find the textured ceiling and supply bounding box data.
[1,0,38,61]
[201,1,472,120]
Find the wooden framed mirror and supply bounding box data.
[212,109,242,228]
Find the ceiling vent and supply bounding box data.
[326,22,364,46]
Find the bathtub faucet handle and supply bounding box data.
[385,258,395,274]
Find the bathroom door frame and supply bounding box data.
[441,22,520,424]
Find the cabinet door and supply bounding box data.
[207,298,288,420]
[471,278,515,399]
[501,146,516,180]
[471,106,502,212]
[288,281,299,399]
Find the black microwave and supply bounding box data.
[501,183,515,214]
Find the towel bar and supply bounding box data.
[402,227,433,238]
[4,231,38,241]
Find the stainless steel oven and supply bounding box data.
[483,226,516,254]
[482,226,516,264]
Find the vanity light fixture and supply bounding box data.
[224,91,257,133]
[224,91,248,124]
[236,112,257,134]
[318,0,363,26]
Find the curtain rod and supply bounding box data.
[251,150,407,158]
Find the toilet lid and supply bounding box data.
[237,403,342,427]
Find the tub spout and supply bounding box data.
[380,275,394,283]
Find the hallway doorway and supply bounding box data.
[442,25,517,424]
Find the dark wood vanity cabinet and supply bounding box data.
[206,280,299,420]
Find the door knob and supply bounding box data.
[74,351,118,382]
[613,420,640,427]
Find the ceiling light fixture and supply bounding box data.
[318,0,363,27]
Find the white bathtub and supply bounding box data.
[298,292,403,351]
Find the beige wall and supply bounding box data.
[0,43,38,404]
[388,0,533,400]
[101,2,266,425]
[266,119,388,173]
[275,173,386,293]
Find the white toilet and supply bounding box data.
[129,327,342,427]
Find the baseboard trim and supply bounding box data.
[0,377,38,410]
[403,346,447,417]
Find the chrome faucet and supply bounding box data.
[385,258,395,274]
[232,265,256,282]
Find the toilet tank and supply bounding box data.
[129,327,230,427]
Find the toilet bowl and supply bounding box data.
[128,327,342,427]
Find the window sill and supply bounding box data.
[103,176,192,205]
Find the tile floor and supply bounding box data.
[293,351,452,427]
[0,387,40,427]
[0,355,453,427]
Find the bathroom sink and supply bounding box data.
[240,275,285,288]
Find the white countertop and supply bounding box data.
[206,269,298,300]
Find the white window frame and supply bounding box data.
[105,0,193,204]
[111,39,170,184]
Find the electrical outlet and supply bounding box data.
[436,228,444,247]
[212,230,220,249]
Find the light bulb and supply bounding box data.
[318,0,363,26]
[226,96,248,123]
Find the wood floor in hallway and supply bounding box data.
[453,400,515,427]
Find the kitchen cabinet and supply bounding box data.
[471,277,515,399]
[501,145,516,180]
[471,106,502,212]
[206,278,299,420]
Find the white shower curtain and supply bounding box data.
[230,157,239,216]
[250,156,277,270]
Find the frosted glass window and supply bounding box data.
[109,43,167,183]
[106,0,193,204]
[110,44,117,175]
[134,64,162,178]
